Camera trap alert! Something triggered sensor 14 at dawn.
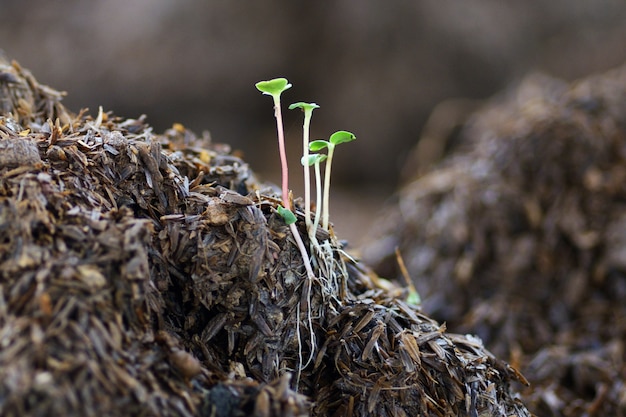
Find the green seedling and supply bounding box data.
[289,102,320,238]
[309,130,356,230]
[255,78,292,209]
[302,153,327,241]
[256,78,316,285]
[407,288,421,306]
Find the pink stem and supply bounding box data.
[273,96,290,209]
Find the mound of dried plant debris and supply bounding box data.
[0,55,530,416]
[363,67,626,416]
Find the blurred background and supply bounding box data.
[3,0,626,244]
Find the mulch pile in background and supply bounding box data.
[0,57,531,416]
[363,66,626,416]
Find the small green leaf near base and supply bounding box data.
[277,205,297,225]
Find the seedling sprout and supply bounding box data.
[256,78,316,284]
[289,102,320,238]
[255,78,292,209]
[309,130,356,230]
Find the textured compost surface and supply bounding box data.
[363,67,626,416]
[0,57,530,416]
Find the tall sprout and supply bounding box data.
[255,78,292,208]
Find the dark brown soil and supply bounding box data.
[363,67,626,416]
[0,57,530,416]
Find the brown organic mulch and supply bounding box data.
[363,68,626,416]
[0,55,530,416]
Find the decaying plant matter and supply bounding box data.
[363,68,626,416]
[0,56,530,416]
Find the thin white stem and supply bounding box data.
[312,161,323,237]
[302,113,313,237]
[289,223,316,280]
[273,95,290,209]
[322,145,335,230]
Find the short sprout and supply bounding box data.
[309,131,356,230]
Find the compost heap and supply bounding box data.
[363,67,626,416]
[0,57,532,416]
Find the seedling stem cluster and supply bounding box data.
[257,78,357,383]
[256,78,356,244]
